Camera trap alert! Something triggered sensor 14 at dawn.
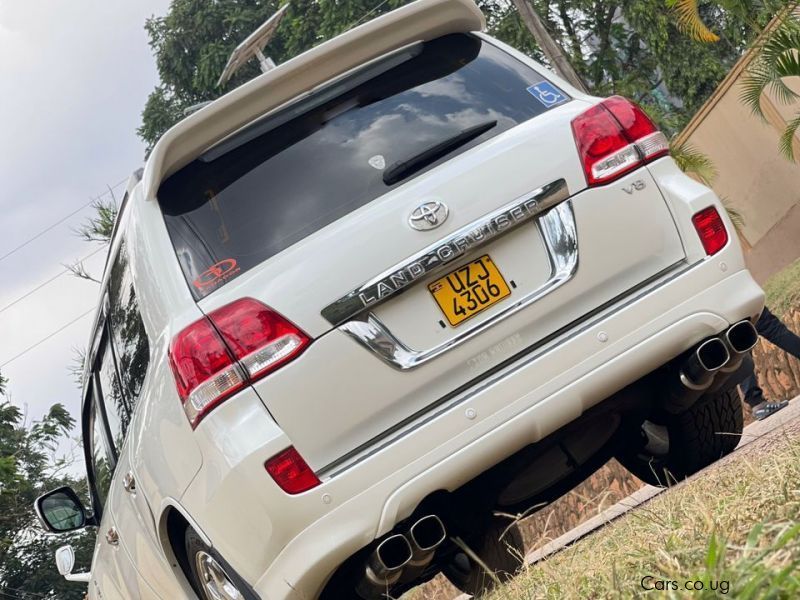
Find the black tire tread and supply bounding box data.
[443,521,525,597]
[618,386,743,486]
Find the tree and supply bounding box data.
[135,0,787,149]
[741,12,800,159]
[668,0,800,159]
[510,0,588,90]
[137,0,550,151]
[0,373,94,599]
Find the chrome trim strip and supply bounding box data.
[339,200,578,370]
[321,179,570,326]
[319,259,696,478]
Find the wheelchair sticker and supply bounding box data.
[527,82,568,108]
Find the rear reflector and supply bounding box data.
[571,96,669,186]
[265,447,321,494]
[692,206,729,255]
[169,298,310,427]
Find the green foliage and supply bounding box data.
[0,392,94,599]
[741,14,800,159]
[763,256,800,314]
[670,140,718,184]
[669,0,722,41]
[137,0,540,152]
[74,196,118,244]
[136,0,783,148]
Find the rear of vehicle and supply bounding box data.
[125,1,763,598]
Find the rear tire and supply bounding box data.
[618,386,742,486]
[184,528,247,600]
[443,520,524,597]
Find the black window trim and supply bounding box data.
[82,379,114,518]
[92,323,126,463]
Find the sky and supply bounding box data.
[0,0,171,435]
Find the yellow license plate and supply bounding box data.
[428,255,511,327]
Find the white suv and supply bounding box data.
[35,0,763,598]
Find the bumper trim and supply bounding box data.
[320,258,697,478]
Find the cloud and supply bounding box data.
[0,0,170,429]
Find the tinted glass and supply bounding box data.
[40,492,84,532]
[97,338,128,451]
[90,403,113,507]
[107,238,150,404]
[158,34,567,298]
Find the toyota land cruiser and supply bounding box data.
[35,1,763,598]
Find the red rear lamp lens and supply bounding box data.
[692,206,728,255]
[169,318,245,427]
[571,103,641,185]
[209,298,310,381]
[603,96,657,141]
[265,447,321,494]
[169,298,310,428]
[571,96,670,186]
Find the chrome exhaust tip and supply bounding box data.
[718,320,759,375]
[398,515,447,583]
[666,337,730,413]
[356,534,412,599]
[409,515,446,553]
[726,320,758,354]
[682,338,730,388]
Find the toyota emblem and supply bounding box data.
[408,201,449,231]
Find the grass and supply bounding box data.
[481,432,800,599]
[764,257,800,315]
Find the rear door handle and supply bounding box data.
[122,471,136,494]
[105,527,119,546]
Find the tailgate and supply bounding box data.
[155,34,686,469]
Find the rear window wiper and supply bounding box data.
[382,119,497,185]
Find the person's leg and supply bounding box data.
[739,373,763,408]
[738,354,789,420]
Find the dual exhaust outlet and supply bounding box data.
[666,319,759,413]
[356,514,446,599]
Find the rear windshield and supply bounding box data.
[158,34,569,299]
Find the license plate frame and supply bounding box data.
[428,254,511,327]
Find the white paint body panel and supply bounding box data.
[71,3,763,598]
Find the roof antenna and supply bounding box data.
[216,3,291,88]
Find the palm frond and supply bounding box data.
[778,113,800,160]
[740,62,778,119]
[720,197,747,238]
[741,16,800,118]
[670,141,718,185]
[669,0,720,43]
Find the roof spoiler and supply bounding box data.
[142,0,485,200]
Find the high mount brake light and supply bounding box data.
[169,298,310,428]
[571,96,669,186]
[692,206,729,256]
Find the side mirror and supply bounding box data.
[35,486,87,533]
[54,545,91,583]
[55,545,76,575]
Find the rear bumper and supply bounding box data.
[182,254,763,599]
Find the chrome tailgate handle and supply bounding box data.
[322,179,571,326]
[339,199,578,370]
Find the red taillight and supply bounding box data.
[571,96,670,186]
[169,298,310,427]
[265,446,321,494]
[209,298,310,381]
[692,206,729,255]
[169,319,245,427]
